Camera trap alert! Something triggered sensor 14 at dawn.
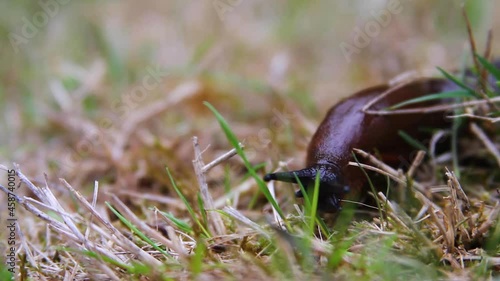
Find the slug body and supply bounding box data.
[264,78,459,212]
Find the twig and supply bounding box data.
[376,192,409,231]
[474,202,500,238]
[84,181,99,240]
[348,161,400,183]
[352,148,397,175]
[351,148,429,193]
[470,122,500,167]
[59,179,116,234]
[448,113,500,123]
[0,184,76,240]
[480,29,493,89]
[223,206,271,239]
[349,150,443,212]
[429,130,449,165]
[266,180,285,230]
[192,136,226,236]
[445,168,470,242]
[113,189,185,210]
[462,6,482,88]
[388,69,442,87]
[202,143,243,173]
[43,173,85,241]
[362,78,429,113]
[428,205,453,252]
[364,95,500,115]
[42,175,142,278]
[165,226,186,257]
[407,150,426,178]
[1,182,125,280]
[445,168,470,210]
[108,194,187,259]
[14,163,48,206]
[58,179,164,267]
[463,8,499,110]
[17,223,37,270]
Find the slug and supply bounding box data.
[264,77,461,212]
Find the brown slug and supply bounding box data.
[264,77,461,212]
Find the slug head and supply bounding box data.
[263,164,349,212]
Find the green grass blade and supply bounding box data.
[0,263,12,281]
[437,67,478,96]
[307,172,321,238]
[295,175,331,237]
[190,239,206,277]
[105,202,173,258]
[160,211,193,233]
[475,53,500,81]
[294,173,331,237]
[398,130,428,153]
[204,102,287,222]
[197,192,209,229]
[487,110,500,117]
[295,174,311,212]
[64,247,149,274]
[327,235,356,271]
[388,89,474,110]
[189,38,215,67]
[165,167,211,238]
[315,216,331,237]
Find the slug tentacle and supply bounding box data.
[263,166,318,184]
[264,164,343,187]
[264,164,349,211]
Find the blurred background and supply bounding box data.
[0,1,498,206]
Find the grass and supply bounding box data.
[1,1,500,280]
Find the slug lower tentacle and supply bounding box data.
[264,74,475,212]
